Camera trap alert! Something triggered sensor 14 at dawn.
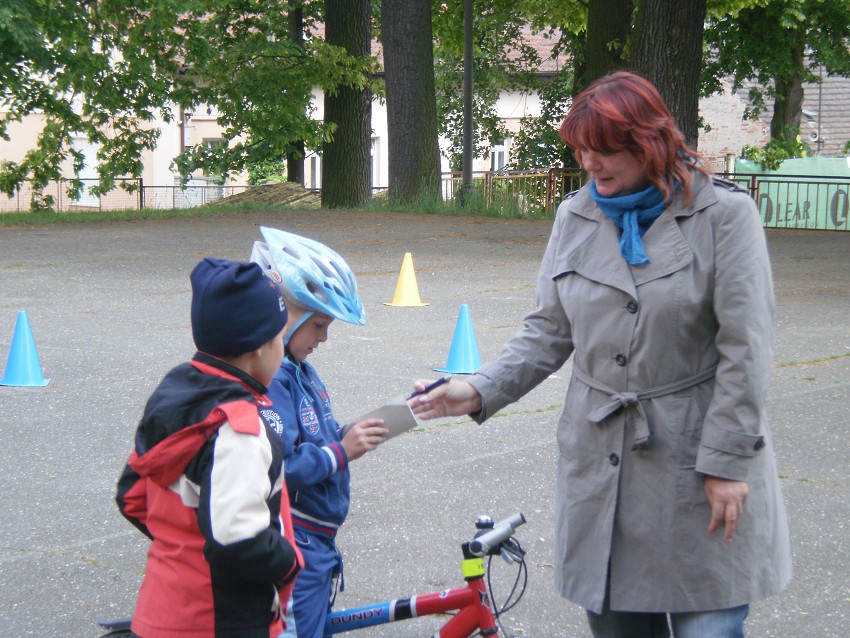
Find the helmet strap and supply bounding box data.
[284,310,314,348]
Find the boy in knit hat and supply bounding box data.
[116,257,303,638]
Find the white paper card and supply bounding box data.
[352,395,421,439]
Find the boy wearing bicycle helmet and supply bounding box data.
[116,258,302,638]
[251,227,388,638]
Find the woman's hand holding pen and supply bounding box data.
[408,378,482,419]
[341,418,388,461]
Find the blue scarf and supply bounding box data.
[589,181,667,265]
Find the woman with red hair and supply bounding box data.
[411,71,792,637]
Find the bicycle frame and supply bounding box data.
[324,551,496,636]
[324,512,526,637]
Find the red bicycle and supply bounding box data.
[323,512,527,636]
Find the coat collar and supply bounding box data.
[558,172,716,297]
[191,351,268,396]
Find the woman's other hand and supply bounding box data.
[705,476,749,544]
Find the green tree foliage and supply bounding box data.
[6,0,850,212]
[741,126,810,171]
[704,0,850,142]
[0,0,373,207]
[432,0,544,171]
[247,158,287,185]
[509,69,574,169]
[0,0,175,205]
[511,0,850,166]
[507,0,707,166]
[163,1,373,186]
[484,1,582,169]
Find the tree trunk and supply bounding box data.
[629,0,706,149]
[286,2,305,186]
[322,0,372,208]
[771,41,805,141]
[579,0,633,93]
[381,0,441,205]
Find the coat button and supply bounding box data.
[609,453,620,466]
[615,354,627,366]
[754,438,765,451]
[626,301,638,314]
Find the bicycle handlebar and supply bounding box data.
[468,512,526,557]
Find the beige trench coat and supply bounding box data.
[468,173,792,614]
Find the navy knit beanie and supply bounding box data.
[190,257,287,357]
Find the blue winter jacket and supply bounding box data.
[260,357,350,536]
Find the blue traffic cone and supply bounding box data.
[434,304,481,375]
[0,311,50,387]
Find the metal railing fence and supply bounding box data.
[440,168,583,217]
[2,171,848,231]
[0,178,251,213]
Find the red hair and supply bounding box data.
[559,71,708,204]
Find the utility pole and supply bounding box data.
[461,0,473,204]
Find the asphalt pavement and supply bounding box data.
[0,210,848,637]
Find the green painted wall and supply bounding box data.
[735,158,850,230]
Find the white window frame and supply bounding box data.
[490,140,508,171]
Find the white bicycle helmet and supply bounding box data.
[251,226,366,342]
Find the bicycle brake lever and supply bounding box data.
[499,538,526,564]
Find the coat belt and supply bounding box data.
[571,364,718,449]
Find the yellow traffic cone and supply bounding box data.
[384,252,429,307]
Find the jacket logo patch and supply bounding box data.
[260,408,284,437]
[299,397,320,435]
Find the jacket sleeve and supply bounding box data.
[469,204,575,421]
[197,411,300,585]
[115,453,153,540]
[266,374,347,492]
[696,189,773,480]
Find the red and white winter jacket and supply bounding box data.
[116,353,302,638]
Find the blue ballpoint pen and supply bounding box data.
[406,375,451,400]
